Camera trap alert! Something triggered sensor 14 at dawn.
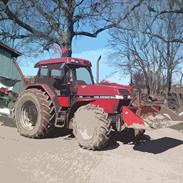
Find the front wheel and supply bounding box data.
[73,104,111,150]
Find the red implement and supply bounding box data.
[122,106,145,129]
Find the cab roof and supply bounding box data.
[35,57,92,67]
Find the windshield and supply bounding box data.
[76,67,93,85]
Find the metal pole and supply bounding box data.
[96,55,101,83]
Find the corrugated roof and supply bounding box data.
[0,42,22,57]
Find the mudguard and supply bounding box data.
[25,83,60,111]
[122,106,146,129]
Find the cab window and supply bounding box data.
[51,69,62,77]
[76,67,93,85]
[39,67,48,77]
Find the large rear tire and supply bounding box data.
[73,104,111,150]
[15,89,56,138]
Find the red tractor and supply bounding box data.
[14,57,145,150]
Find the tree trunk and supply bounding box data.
[64,22,73,57]
[146,82,151,95]
[180,74,183,85]
[60,0,74,57]
[166,41,173,94]
[156,69,161,94]
[141,64,151,95]
[166,4,174,94]
[142,70,151,95]
[62,36,73,57]
[166,68,172,93]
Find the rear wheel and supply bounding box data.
[73,104,111,150]
[15,89,56,138]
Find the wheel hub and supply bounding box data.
[20,101,38,130]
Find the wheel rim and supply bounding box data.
[20,101,38,131]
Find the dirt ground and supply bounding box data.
[0,115,183,183]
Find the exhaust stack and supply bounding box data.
[96,55,101,83]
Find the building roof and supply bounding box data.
[35,57,92,67]
[0,42,22,57]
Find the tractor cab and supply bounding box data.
[35,57,94,97]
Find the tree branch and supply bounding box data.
[2,0,36,33]
[145,31,183,43]
[74,0,85,8]
[74,0,145,37]
[0,30,29,39]
[159,9,183,15]
[31,0,59,30]
[74,23,115,37]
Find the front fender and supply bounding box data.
[67,100,94,128]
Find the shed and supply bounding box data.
[0,42,24,94]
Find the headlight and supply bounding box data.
[115,95,124,99]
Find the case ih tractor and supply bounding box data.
[14,57,145,150]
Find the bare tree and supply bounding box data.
[108,0,183,94]
[146,0,183,43]
[148,1,183,92]
[0,0,144,56]
[0,19,21,47]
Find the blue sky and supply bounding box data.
[17,31,130,85]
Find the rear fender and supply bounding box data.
[25,84,60,110]
[121,106,146,129]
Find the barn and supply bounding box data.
[0,42,24,94]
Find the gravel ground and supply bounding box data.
[0,116,183,183]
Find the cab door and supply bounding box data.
[36,66,49,84]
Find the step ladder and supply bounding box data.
[55,108,67,128]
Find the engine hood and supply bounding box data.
[76,83,130,97]
[99,80,132,92]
